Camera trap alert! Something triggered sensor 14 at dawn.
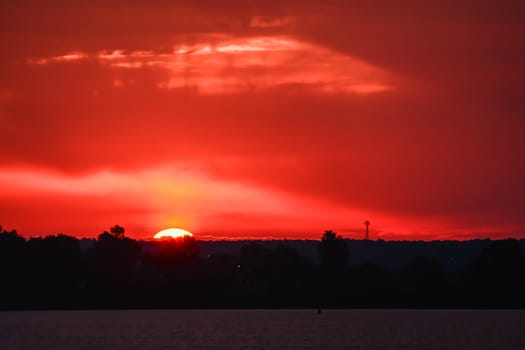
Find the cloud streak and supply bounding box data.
[28,36,394,95]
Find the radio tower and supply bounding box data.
[364,220,370,240]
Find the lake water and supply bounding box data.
[0,309,523,350]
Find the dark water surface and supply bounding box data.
[0,309,523,350]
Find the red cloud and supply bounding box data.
[1,0,524,239]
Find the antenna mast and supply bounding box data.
[364,220,370,240]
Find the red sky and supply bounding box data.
[1,1,525,240]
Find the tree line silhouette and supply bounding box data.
[1,225,524,309]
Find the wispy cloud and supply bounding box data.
[28,35,394,95]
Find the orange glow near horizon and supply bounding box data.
[0,165,522,241]
[2,3,525,241]
[153,228,194,240]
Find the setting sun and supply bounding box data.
[153,228,194,240]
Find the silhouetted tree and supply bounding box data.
[155,235,200,266]
[235,243,315,307]
[400,255,446,306]
[97,225,126,241]
[25,234,82,306]
[109,225,125,238]
[239,243,272,290]
[467,239,525,306]
[2,224,525,309]
[318,230,349,306]
[267,245,315,305]
[349,263,394,306]
[319,230,348,270]
[87,228,141,305]
[0,227,27,307]
[0,226,25,251]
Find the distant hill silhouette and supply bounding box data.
[1,225,524,309]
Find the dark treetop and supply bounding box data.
[1,226,524,309]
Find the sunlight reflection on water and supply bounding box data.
[0,309,523,350]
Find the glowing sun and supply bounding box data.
[153,228,194,240]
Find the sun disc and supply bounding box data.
[154,228,193,240]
